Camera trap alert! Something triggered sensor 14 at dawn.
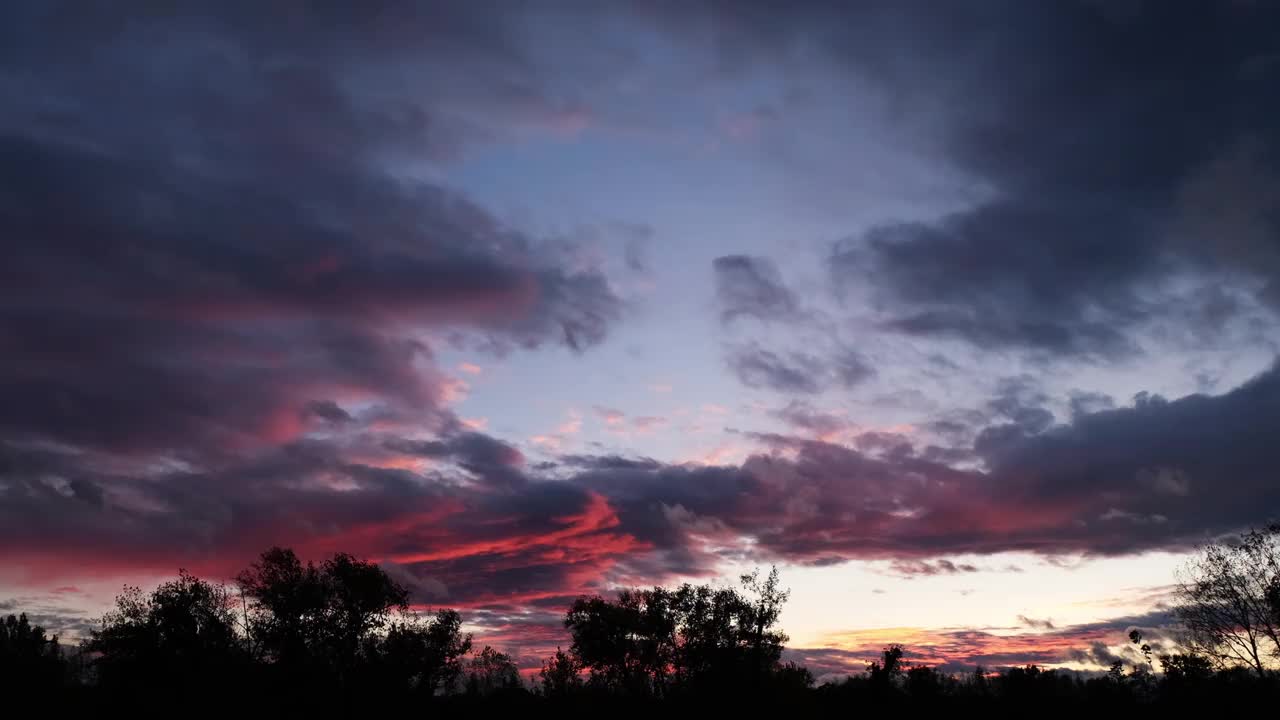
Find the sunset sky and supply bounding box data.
[3,1,1280,678]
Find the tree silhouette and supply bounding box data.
[89,571,243,693]
[867,644,905,694]
[905,663,945,699]
[466,645,521,695]
[562,566,795,699]
[1,613,64,690]
[1172,524,1280,676]
[739,566,789,680]
[7,544,1279,709]
[538,646,582,697]
[379,609,472,698]
[236,546,409,687]
[236,546,328,671]
[668,583,750,690]
[320,551,410,681]
[565,587,677,696]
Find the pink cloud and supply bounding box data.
[593,406,626,426]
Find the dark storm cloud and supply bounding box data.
[833,215,1148,360]
[0,3,622,459]
[652,1,1279,359]
[815,1,1280,359]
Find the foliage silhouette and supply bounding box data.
[236,546,410,690]
[539,646,583,698]
[378,608,472,699]
[562,565,796,698]
[1,612,64,691]
[88,570,245,696]
[466,645,521,696]
[7,537,1280,710]
[1173,524,1280,676]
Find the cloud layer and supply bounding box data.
[3,1,1280,675]
[822,1,1280,360]
[7,359,1280,605]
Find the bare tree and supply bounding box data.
[1172,524,1280,677]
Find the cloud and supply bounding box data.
[727,343,873,395]
[770,400,850,438]
[713,255,805,325]
[4,2,1280,634]
[816,1,1280,360]
[6,362,1280,613]
[592,406,625,425]
[559,455,663,472]
[0,3,636,607]
[590,408,667,436]
[378,561,450,603]
[986,376,1054,432]
[712,253,876,395]
[0,596,98,642]
[796,608,1176,679]
[306,400,355,426]
[1069,391,1116,419]
[586,360,1280,565]
[886,559,980,578]
[385,432,527,490]
[832,350,876,387]
[631,416,668,433]
[1066,642,1126,668]
[0,3,627,460]
[832,217,1147,360]
[727,345,827,394]
[0,9,625,460]
[1018,615,1056,631]
[0,431,651,612]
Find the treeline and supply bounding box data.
[812,640,1277,711]
[0,548,806,711]
[3,542,1279,711]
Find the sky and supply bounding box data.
[3,0,1280,679]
